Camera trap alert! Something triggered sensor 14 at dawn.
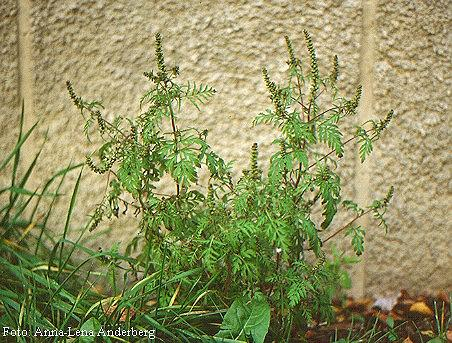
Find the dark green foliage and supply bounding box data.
[67,32,395,341]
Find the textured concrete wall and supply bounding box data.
[0,0,19,153]
[366,0,451,295]
[0,0,20,203]
[0,0,450,296]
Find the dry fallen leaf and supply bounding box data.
[409,301,433,316]
[402,337,414,343]
[104,303,136,322]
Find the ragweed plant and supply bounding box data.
[67,31,394,341]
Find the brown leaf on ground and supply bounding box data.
[409,301,433,316]
[402,337,414,343]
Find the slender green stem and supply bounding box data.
[322,208,372,244]
[164,82,181,196]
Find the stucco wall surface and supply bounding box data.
[0,0,19,153]
[366,0,451,295]
[0,0,450,296]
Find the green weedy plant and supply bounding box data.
[67,31,395,341]
[0,107,223,343]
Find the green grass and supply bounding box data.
[0,107,231,342]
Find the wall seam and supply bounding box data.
[353,0,376,298]
[17,0,34,133]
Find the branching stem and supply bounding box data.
[322,208,372,244]
[164,81,181,196]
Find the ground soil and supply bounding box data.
[304,290,451,342]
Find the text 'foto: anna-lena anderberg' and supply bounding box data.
[2,326,156,339]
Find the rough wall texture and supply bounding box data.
[0,0,20,206]
[366,0,451,296]
[0,0,450,295]
[0,0,19,153]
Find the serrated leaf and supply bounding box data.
[118,154,142,196]
[357,127,373,162]
[288,280,307,307]
[318,120,343,157]
[346,226,365,256]
[342,199,364,215]
[183,81,216,111]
